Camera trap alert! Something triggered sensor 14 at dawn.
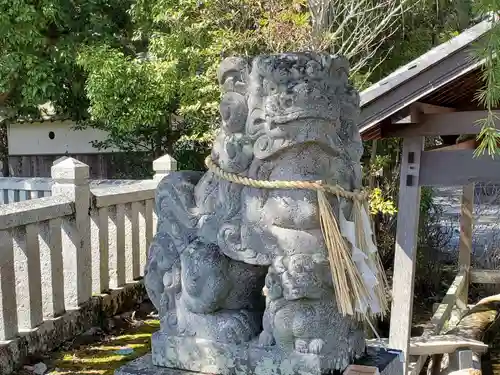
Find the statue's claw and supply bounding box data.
[288,336,326,354]
[308,338,325,354]
[293,338,325,354]
[258,331,275,347]
[294,339,309,353]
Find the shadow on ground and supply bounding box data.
[16,301,159,375]
[48,320,159,375]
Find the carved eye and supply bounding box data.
[263,79,278,94]
[283,97,293,108]
[306,61,321,77]
[220,103,231,121]
[253,117,265,126]
[225,142,237,158]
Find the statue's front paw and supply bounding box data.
[294,339,308,353]
[159,289,178,314]
[308,338,325,354]
[294,338,325,354]
[221,310,261,344]
[160,310,180,335]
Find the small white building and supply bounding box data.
[2,103,126,178]
[8,119,117,156]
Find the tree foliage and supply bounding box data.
[308,0,414,85]
[472,1,500,157]
[0,0,132,118]
[81,0,420,168]
[1,0,421,172]
[366,0,474,85]
[1,0,488,173]
[79,0,316,169]
[77,45,178,157]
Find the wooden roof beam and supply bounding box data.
[382,110,497,138]
[414,102,457,115]
[419,149,500,186]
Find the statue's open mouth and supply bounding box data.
[253,119,343,160]
[263,92,341,129]
[267,112,337,126]
[263,115,340,136]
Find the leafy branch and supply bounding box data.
[473,3,500,157]
[307,0,417,76]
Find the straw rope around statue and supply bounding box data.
[205,155,389,323]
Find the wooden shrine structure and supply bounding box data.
[359,18,500,375]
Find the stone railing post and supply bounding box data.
[51,157,92,309]
[153,154,177,182]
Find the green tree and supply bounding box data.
[0,0,135,176]
[0,0,422,175]
[78,0,314,171]
[366,0,474,86]
[79,0,419,171]
[0,0,132,118]
[472,1,500,157]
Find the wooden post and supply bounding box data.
[457,183,474,310]
[388,136,424,375]
[51,157,92,308]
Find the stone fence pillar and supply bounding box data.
[153,154,178,182]
[51,157,92,309]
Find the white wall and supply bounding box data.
[7,121,120,155]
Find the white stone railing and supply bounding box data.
[0,155,176,349]
[0,178,52,204]
[0,176,159,205]
[89,181,157,292]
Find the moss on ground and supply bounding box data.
[20,319,159,375]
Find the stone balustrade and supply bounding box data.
[0,178,52,204]
[0,154,175,374]
[0,176,157,205]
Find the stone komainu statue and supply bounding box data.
[145,52,369,372]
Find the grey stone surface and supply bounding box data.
[151,331,348,374]
[116,347,403,375]
[144,52,367,373]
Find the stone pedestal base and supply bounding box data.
[115,332,403,375]
[151,331,343,375]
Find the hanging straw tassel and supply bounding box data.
[363,200,389,317]
[352,200,389,318]
[204,155,386,321]
[317,190,369,318]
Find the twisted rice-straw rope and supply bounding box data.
[205,155,369,201]
[205,155,388,322]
